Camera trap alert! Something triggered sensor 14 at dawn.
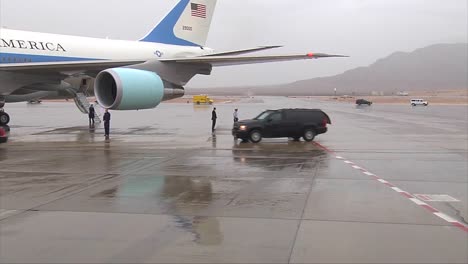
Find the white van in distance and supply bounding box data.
[411,99,428,106]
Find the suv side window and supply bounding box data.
[269,112,282,122]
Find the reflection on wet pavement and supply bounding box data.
[0,98,467,263]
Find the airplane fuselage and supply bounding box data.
[0,0,344,126]
[0,29,212,65]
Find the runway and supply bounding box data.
[0,97,467,263]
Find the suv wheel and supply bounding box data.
[303,129,316,142]
[411,103,416,106]
[249,130,262,143]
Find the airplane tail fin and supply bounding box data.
[140,0,217,47]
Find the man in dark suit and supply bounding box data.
[88,104,96,126]
[103,109,111,139]
[211,107,217,133]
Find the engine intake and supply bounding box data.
[95,68,165,110]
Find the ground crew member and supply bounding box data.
[88,104,95,126]
[211,107,217,132]
[233,108,239,123]
[103,109,111,139]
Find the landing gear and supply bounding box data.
[0,111,9,125]
[0,99,9,125]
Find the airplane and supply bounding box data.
[0,0,346,126]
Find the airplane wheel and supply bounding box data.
[0,112,10,125]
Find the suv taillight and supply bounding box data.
[322,118,328,127]
[0,129,5,137]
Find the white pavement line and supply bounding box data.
[410,198,428,206]
[326,149,468,233]
[434,212,458,223]
[391,187,405,193]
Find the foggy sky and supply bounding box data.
[0,0,466,88]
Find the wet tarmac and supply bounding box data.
[0,97,467,263]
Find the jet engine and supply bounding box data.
[95,68,183,110]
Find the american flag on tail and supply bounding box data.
[191,3,206,18]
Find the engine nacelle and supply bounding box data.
[95,68,165,110]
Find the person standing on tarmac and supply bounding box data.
[211,107,217,133]
[233,108,239,123]
[103,109,111,139]
[88,104,96,126]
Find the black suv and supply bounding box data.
[355,99,372,106]
[232,109,331,143]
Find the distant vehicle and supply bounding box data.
[411,99,428,106]
[193,95,214,105]
[232,109,331,143]
[27,100,42,104]
[356,99,373,106]
[0,125,9,143]
[397,91,409,96]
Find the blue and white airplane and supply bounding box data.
[0,0,345,125]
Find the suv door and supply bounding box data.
[263,112,283,137]
[281,111,301,137]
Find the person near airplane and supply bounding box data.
[211,107,217,133]
[103,109,111,139]
[88,104,96,127]
[233,109,239,123]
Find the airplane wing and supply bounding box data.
[0,52,347,75]
[202,46,282,57]
[161,53,348,66]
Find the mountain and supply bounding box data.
[187,43,467,96]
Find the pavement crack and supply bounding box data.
[287,163,321,264]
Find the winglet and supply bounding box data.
[308,53,349,58]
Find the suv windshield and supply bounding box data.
[254,111,274,120]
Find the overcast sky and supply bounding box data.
[0,0,466,87]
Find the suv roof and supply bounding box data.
[267,108,324,112]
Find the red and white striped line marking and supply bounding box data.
[314,142,468,233]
